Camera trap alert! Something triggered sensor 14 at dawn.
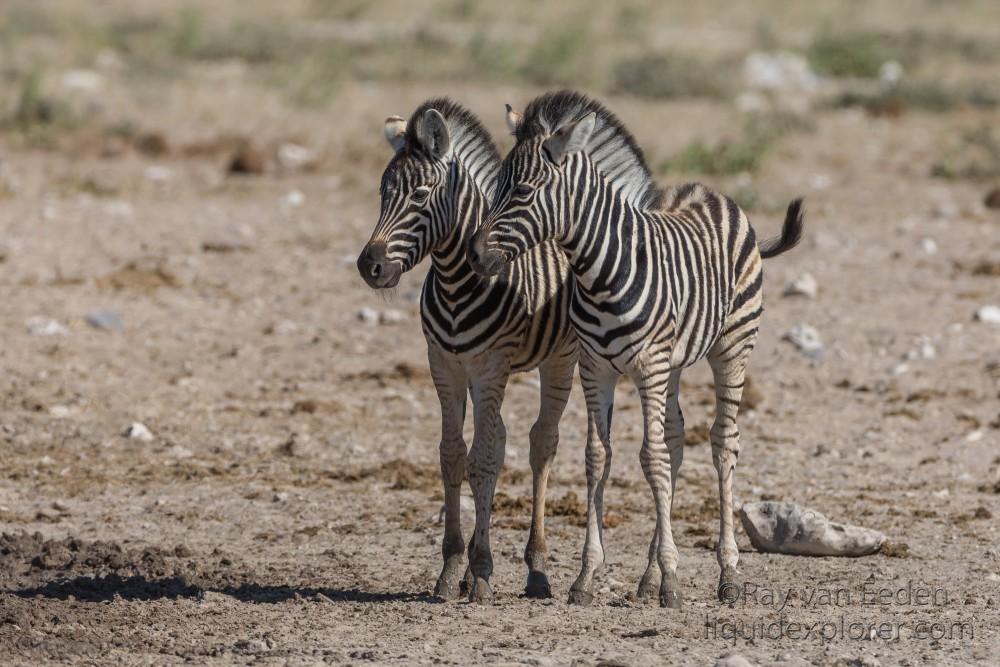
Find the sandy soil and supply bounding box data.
[2,2,1000,665]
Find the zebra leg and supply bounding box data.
[708,343,752,602]
[638,373,683,609]
[466,366,510,604]
[428,347,469,600]
[568,364,616,606]
[524,348,575,599]
[638,369,683,600]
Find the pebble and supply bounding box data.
[357,307,380,326]
[61,69,103,92]
[783,273,818,298]
[273,491,290,503]
[966,430,984,443]
[781,324,824,360]
[49,405,72,419]
[276,143,316,171]
[143,165,173,183]
[380,309,405,324]
[27,317,68,337]
[123,422,154,442]
[85,310,123,331]
[739,501,885,556]
[904,336,935,361]
[985,187,1000,209]
[974,305,1000,324]
[283,189,305,207]
[920,237,938,255]
[715,655,755,667]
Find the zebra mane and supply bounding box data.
[515,90,658,208]
[403,97,500,193]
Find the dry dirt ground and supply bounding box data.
[2,1,1000,665]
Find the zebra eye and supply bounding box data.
[411,187,431,203]
[514,184,534,197]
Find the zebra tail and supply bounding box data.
[758,198,804,259]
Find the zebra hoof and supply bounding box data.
[469,577,494,604]
[717,567,741,604]
[567,588,593,606]
[659,571,682,610]
[433,560,467,600]
[524,571,552,599]
[636,571,660,600]
[459,566,475,596]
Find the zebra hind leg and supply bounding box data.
[708,341,753,602]
[524,350,575,599]
[638,370,683,600]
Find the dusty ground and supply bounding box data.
[1,1,999,665]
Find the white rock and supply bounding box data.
[715,655,755,667]
[144,165,173,183]
[743,51,819,92]
[276,143,316,171]
[920,237,938,255]
[966,430,984,443]
[974,305,1000,324]
[61,69,103,92]
[123,422,154,442]
[782,324,824,359]
[904,336,935,361]
[879,60,904,87]
[27,317,68,337]
[357,307,379,326]
[380,309,405,325]
[739,501,885,556]
[273,491,290,503]
[283,189,305,207]
[783,273,818,298]
[49,405,72,419]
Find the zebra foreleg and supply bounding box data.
[638,369,684,600]
[466,367,510,604]
[429,348,469,600]
[568,366,616,606]
[638,373,683,609]
[524,348,575,599]
[708,343,752,602]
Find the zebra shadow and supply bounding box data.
[12,574,441,604]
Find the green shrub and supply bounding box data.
[611,53,731,100]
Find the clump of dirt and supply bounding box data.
[880,541,911,558]
[493,492,532,515]
[228,141,266,175]
[684,423,710,446]
[341,362,431,387]
[95,261,180,291]
[325,459,440,491]
[0,532,180,583]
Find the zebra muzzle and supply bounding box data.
[467,231,507,277]
[357,242,402,289]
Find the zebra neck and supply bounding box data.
[429,160,491,293]
[563,166,649,296]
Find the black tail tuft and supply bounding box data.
[759,198,804,259]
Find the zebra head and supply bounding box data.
[357,108,453,289]
[468,107,597,277]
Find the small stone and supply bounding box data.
[974,305,1000,324]
[273,491,290,503]
[904,336,935,361]
[782,324,824,360]
[234,638,270,654]
[920,237,938,255]
[739,501,885,556]
[143,165,173,183]
[123,422,154,442]
[879,60,903,87]
[61,69,103,92]
[783,273,818,298]
[357,307,379,326]
[49,405,72,419]
[27,317,68,337]
[380,309,405,325]
[813,443,831,457]
[283,189,305,207]
[966,430,984,443]
[276,143,316,171]
[715,655,755,667]
[85,310,123,331]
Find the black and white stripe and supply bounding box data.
[470,90,803,608]
[358,99,577,602]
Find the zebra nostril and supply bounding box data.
[371,263,381,278]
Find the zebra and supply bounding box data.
[356,99,577,603]
[468,90,803,609]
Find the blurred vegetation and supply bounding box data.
[834,82,999,115]
[807,31,900,78]
[611,53,732,100]
[930,125,1000,180]
[661,112,812,176]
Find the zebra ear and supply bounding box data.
[384,116,407,153]
[505,104,523,134]
[543,112,596,165]
[417,108,450,159]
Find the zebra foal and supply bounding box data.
[357,99,576,602]
[469,91,803,608]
